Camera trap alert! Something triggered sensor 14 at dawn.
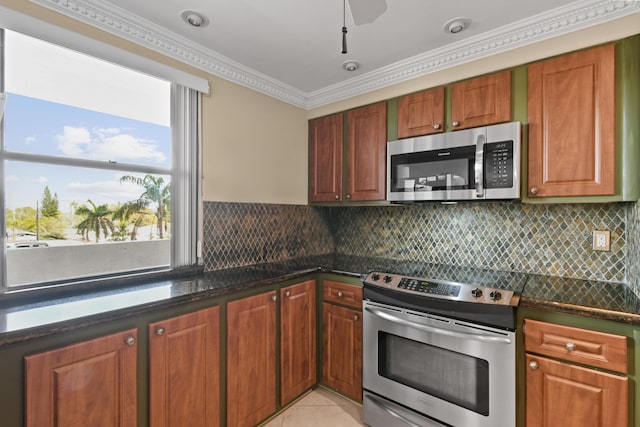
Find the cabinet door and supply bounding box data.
[526,354,628,427]
[310,113,343,202]
[280,280,317,405]
[346,101,387,201]
[25,329,137,427]
[227,291,277,427]
[450,70,511,130]
[527,44,615,197]
[322,303,362,401]
[397,87,445,138]
[149,306,220,427]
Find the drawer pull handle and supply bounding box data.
[565,342,577,352]
[285,290,291,297]
[155,327,165,336]
[337,291,343,298]
[529,360,539,370]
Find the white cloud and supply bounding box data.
[6,175,19,182]
[56,126,91,156]
[54,125,167,164]
[68,179,144,205]
[24,136,36,145]
[34,176,48,183]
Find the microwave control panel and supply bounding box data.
[484,140,513,189]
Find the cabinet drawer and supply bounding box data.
[524,319,627,373]
[323,280,362,309]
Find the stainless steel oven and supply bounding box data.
[362,270,523,427]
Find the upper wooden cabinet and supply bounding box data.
[149,307,220,427]
[346,101,387,201]
[397,87,445,138]
[25,329,137,427]
[527,44,615,198]
[280,280,317,406]
[227,291,277,427]
[309,113,343,202]
[450,70,512,130]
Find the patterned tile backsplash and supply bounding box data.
[202,202,333,270]
[203,201,639,291]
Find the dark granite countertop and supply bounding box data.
[1,254,640,347]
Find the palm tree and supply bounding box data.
[75,199,114,243]
[120,175,170,239]
[112,200,149,241]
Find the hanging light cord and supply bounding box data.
[341,0,348,54]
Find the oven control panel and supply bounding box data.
[364,271,516,306]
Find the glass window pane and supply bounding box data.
[4,161,171,287]
[3,30,171,167]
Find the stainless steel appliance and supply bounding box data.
[362,268,525,427]
[387,121,521,202]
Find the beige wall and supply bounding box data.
[1,0,639,206]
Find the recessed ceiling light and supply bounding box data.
[342,60,360,72]
[443,17,471,34]
[181,10,209,28]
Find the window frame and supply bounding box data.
[0,23,203,293]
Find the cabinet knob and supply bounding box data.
[124,336,136,346]
[155,327,165,336]
[354,314,359,321]
[528,360,539,370]
[285,290,291,297]
[433,123,441,130]
[565,342,577,352]
[347,194,351,199]
[335,194,339,199]
[271,295,277,302]
[337,291,343,298]
[452,121,460,127]
[530,187,538,195]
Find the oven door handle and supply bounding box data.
[365,393,425,427]
[365,307,512,344]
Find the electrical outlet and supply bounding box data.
[593,230,610,252]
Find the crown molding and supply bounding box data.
[29,0,640,110]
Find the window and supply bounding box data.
[1,28,201,289]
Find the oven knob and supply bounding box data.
[471,288,483,298]
[489,291,502,301]
[372,273,380,281]
[383,275,392,283]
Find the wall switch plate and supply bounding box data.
[593,230,611,251]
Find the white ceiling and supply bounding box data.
[29,0,640,108]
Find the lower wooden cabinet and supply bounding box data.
[280,279,317,405]
[25,329,138,427]
[227,291,277,427]
[524,319,629,427]
[149,306,220,427]
[321,280,363,401]
[525,354,627,427]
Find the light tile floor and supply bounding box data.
[261,387,367,427]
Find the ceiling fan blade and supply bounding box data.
[348,0,387,25]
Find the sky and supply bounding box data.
[2,29,172,213]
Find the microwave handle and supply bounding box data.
[475,134,485,198]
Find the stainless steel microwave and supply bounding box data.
[387,122,521,202]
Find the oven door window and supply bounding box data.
[378,332,489,416]
[390,145,475,193]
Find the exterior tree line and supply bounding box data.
[5,175,170,244]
